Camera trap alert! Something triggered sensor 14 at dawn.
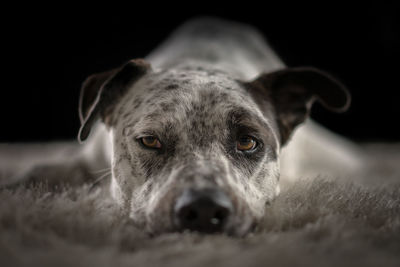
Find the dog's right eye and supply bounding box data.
[237,135,257,151]
[139,136,162,149]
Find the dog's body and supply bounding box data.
[0,18,363,235]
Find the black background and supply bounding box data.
[2,3,399,142]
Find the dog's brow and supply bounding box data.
[229,109,271,133]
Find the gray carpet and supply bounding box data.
[0,144,399,267]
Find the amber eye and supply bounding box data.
[140,136,162,149]
[237,136,257,151]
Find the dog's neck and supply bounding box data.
[146,18,285,80]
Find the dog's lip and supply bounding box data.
[141,209,257,237]
[169,212,256,237]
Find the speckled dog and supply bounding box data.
[1,18,360,236]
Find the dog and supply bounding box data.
[0,17,363,236]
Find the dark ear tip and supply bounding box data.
[320,78,352,113]
[77,125,90,144]
[334,87,352,112]
[296,67,351,113]
[316,80,351,113]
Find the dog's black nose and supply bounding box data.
[174,188,233,233]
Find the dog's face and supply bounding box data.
[108,65,281,236]
[78,59,350,236]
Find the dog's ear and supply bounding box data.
[247,67,351,145]
[78,59,151,143]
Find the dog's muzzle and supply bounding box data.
[173,188,233,234]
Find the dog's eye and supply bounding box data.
[140,136,162,149]
[237,136,257,151]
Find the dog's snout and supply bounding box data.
[174,188,233,233]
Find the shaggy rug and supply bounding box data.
[0,144,399,267]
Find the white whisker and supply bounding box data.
[90,167,112,174]
[90,170,112,191]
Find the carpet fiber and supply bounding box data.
[0,145,399,267]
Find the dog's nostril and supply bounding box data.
[174,189,233,233]
[213,209,227,224]
[185,209,198,222]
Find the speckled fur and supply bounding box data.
[109,65,280,235]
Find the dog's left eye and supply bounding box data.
[237,136,257,151]
[139,136,162,149]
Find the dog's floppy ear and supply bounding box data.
[78,59,151,143]
[247,67,351,145]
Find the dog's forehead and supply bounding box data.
[131,68,262,119]
[117,67,278,147]
[137,68,251,107]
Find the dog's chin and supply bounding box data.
[140,214,257,238]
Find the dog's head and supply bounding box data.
[78,59,350,236]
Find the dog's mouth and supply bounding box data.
[168,211,257,237]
